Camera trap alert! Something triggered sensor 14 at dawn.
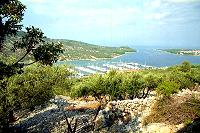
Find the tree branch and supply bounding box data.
[24,60,38,66]
[12,50,30,66]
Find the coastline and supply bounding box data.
[59,51,135,62]
[157,49,200,56]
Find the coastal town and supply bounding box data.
[163,49,200,56]
[179,49,200,56]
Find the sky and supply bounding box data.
[20,0,200,48]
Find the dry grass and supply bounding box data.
[144,93,200,125]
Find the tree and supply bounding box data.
[156,81,180,97]
[143,74,160,98]
[179,61,191,72]
[104,70,123,100]
[0,0,26,51]
[0,0,64,131]
[121,72,145,99]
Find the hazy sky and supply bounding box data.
[21,0,200,48]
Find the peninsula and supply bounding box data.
[50,39,135,61]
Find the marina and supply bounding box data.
[58,48,200,77]
[87,65,107,73]
[72,62,156,77]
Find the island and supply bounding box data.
[161,49,200,56]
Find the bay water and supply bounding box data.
[57,48,200,67]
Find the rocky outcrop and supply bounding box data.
[11,89,200,133]
[11,94,157,133]
[93,94,157,132]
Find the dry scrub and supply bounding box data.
[144,93,200,125]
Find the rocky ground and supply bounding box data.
[10,89,200,133]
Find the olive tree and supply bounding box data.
[0,0,64,131]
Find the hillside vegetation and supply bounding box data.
[1,1,199,131]
[51,39,135,60]
[2,31,135,61]
[1,61,200,132]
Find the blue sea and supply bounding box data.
[57,48,200,67]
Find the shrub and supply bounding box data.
[103,70,123,100]
[179,61,191,72]
[143,93,200,125]
[5,64,71,110]
[121,72,145,99]
[70,74,106,99]
[69,62,200,100]
[169,71,194,89]
[144,74,161,89]
[142,74,162,97]
[50,65,73,95]
[70,83,90,98]
[190,69,200,84]
[156,81,180,97]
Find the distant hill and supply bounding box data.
[2,31,136,61]
[161,49,200,56]
[50,39,135,60]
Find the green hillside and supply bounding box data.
[50,39,135,60]
[2,31,135,61]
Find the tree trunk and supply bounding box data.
[144,88,151,98]
[9,110,17,123]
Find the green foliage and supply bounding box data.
[71,83,90,98]
[4,32,135,61]
[190,69,200,84]
[179,61,191,72]
[14,27,45,50]
[144,74,161,89]
[33,42,63,65]
[1,64,71,111]
[71,73,107,99]
[0,0,26,50]
[0,64,71,130]
[156,81,180,97]
[54,39,135,60]
[71,71,145,100]
[103,70,123,100]
[171,71,193,89]
[0,79,12,129]
[52,66,74,96]
[121,72,145,99]
[0,1,64,130]
[70,61,200,100]
[6,65,65,110]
